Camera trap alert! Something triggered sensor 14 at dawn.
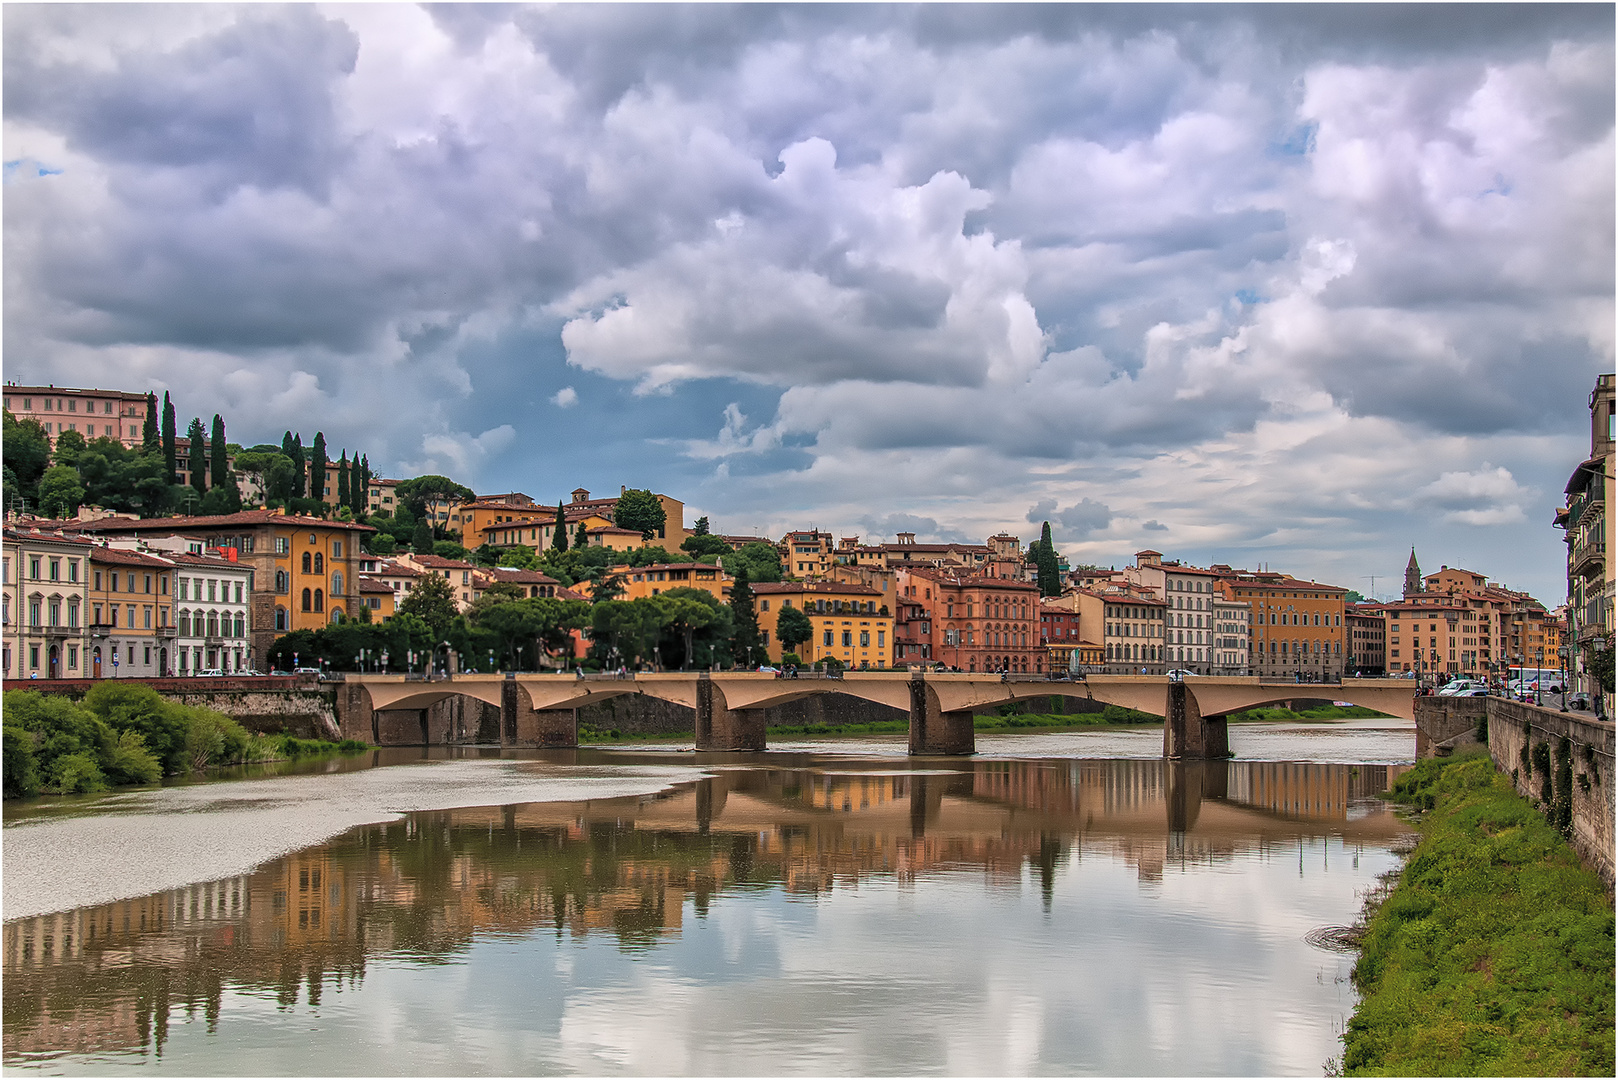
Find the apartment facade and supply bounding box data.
[752,581,894,668]
[894,567,1043,673]
[87,547,173,678]
[1210,596,1252,675]
[1346,604,1388,676]
[1125,550,1227,674]
[3,384,149,448]
[1555,372,1614,699]
[1216,569,1348,680]
[2,529,93,679]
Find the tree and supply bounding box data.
[162,393,178,483]
[614,488,667,541]
[398,572,460,638]
[655,588,731,670]
[728,565,762,667]
[591,571,625,604]
[142,392,159,453]
[209,415,229,491]
[310,432,327,505]
[721,541,783,583]
[433,540,469,561]
[186,417,208,496]
[682,532,731,558]
[3,412,51,512]
[235,449,294,503]
[412,518,435,553]
[51,428,87,469]
[354,454,370,517]
[290,433,306,498]
[693,515,711,536]
[775,602,814,656]
[336,451,350,509]
[574,520,589,549]
[1032,522,1061,597]
[367,533,397,555]
[551,499,569,552]
[37,464,86,518]
[395,475,475,521]
[77,437,173,517]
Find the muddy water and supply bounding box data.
[4,724,1416,1075]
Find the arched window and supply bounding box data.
[234,614,244,638]
[301,588,312,612]
[301,552,311,573]
[314,553,324,574]
[331,571,343,596]
[275,607,287,631]
[178,610,191,636]
[275,569,289,593]
[329,607,343,624]
[314,588,324,612]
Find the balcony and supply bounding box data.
[156,625,178,638]
[88,621,115,637]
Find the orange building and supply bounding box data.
[894,567,1042,673]
[751,581,894,668]
[1214,569,1348,680]
[614,562,729,602]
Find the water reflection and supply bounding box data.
[4,758,1409,1069]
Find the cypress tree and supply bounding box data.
[574,520,589,550]
[412,517,434,553]
[551,499,569,552]
[729,565,761,668]
[357,454,371,516]
[186,418,208,496]
[142,392,159,453]
[210,415,229,490]
[290,433,305,498]
[310,432,327,506]
[161,393,177,483]
[1035,521,1061,597]
[336,451,351,509]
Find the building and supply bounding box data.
[1039,599,1099,674]
[483,566,563,599]
[893,567,1043,673]
[613,562,728,603]
[395,553,487,611]
[879,533,992,573]
[1555,372,1615,701]
[366,478,400,516]
[1210,596,1252,675]
[1407,555,1562,681]
[1346,604,1387,677]
[1214,568,1348,680]
[357,576,396,618]
[3,383,150,448]
[783,530,834,578]
[1124,550,1228,674]
[2,528,93,679]
[164,548,255,674]
[76,509,375,663]
[1377,599,1473,682]
[448,493,539,549]
[87,546,174,678]
[1067,583,1168,675]
[751,581,894,669]
[361,557,422,613]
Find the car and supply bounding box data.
[755,665,780,673]
[292,666,322,676]
[1567,692,1594,712]
[1164,669,1196,680]
[195,668,225,677]
[1437,680,1486,697]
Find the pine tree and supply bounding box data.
[728,565,761,668]
[412,517,434,554]
[290,433,306,498]
[161,393,177,483]
[186,418,208,497]
[336,451,350,509]
[693,516,710,536]
[310,432,327,506]
[551,499,569,552]
[209,415,229,490]
[142,393,159,453]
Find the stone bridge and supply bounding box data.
[335,672,1416,757]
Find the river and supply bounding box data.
[3,720,1416,1075]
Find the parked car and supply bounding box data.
[195,668,225,677]
[1437,679,1485,697]
[1567,692,1594,712]
[292,666,322,675]
[1165,669,1196,680]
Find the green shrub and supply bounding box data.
[3,725,41,799]
[104,729,162,786]
[49,751,107,794]
[82,681,189,775]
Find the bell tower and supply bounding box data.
[1403,548,1423,598]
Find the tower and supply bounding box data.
[1403,548,1423,598]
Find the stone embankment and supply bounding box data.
[1414,695,1614,887]
[2,677,341,741]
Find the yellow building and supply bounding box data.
[751,581,894,669]
[614,562,729,602]
[357,577,396,618]
[782,530,833,578]
[449,493,540,549]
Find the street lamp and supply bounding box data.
[437,640,451,678]
[1535,645,1544,706]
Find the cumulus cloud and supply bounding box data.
[2,4,1609,601]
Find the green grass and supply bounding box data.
[1340,752,1614,1076]
[1227,704,1390,722]
[578,706,1161,743]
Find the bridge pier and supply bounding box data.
[1163,682,1231,760]
[909,676,975,755]
[695,676,766,751]
[501,679,577,747]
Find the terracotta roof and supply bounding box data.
[89,547,175,568]
[587,526,643,536]
[357,577,394,594]
[555,586,589,602]
[76,509,375,533]
[487,567,560,585]
[752,581,882,596]
[411,554,481,570]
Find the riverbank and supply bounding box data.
[1340,751,1614,1076]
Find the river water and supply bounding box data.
[3,721,1416,1076]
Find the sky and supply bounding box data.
[4,3,1612,605]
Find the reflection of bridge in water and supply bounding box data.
[3,756,1410,1061]
[337,672,1417,756]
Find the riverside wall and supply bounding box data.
[1416,696,1615,888]
[2,677,341,740]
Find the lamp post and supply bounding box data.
[1535,645,1544,706]
[437,640,451,678]
[1558,644,1570,712]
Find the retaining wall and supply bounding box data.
[1412,696,1490,757]
[1487,700,1614,889]
[3,677,340,740]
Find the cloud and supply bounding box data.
[551,386,578,408]
[1028,498,1115,540]
[1142,520,1169,532]
[1415,464,1530,526]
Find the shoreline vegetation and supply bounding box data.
[1336,750,1614,1077]
[3,686,366,800]
[580,702,1390,742]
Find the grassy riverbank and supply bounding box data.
[3,686,367,798]
[580,704,1165,742]
[1340,751,1614,1076]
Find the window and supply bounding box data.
[29,600,41,627]
[302,588,312,612]
[208,580,217,602]
[332,572,343,596]
[144,574,152,594]
[179,578,188,600]
[302,552,312,573]
[823,630,834,647]
[207,613,219,637]
[275,607,287,631]
[314,588,324,612]
[276,536,289,555]
[860,631,870,646]
[180,610,192,635]
[29,557,40,580]
[234,583,243,603]
[333,540,342,558]
[67,560,78,583]
[842,631,852,647]
[275,570,289,593]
